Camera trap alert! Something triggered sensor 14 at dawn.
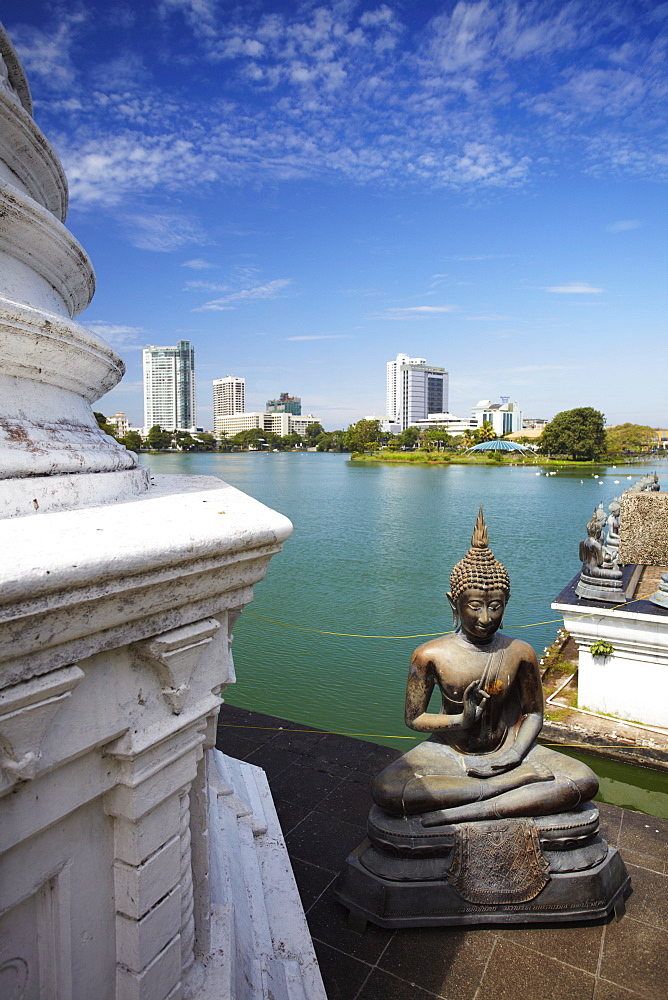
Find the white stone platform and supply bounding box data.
[0,475,325,999]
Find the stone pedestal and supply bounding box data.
[336,804,629,930]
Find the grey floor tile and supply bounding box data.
[618,811,668,867]
[594,981,648,1000]
[623,864,668,929]
[380,925,495,1000]
[356,967,444,999]
[600,915,668,998]
[285,810,365,872]
[312,940,372,1000]
[307,891,393,964]
[270,761,345,810]
[317,771,375,827]
[497,920,604,974]
[290,858,337,911]
[476,939,595,1000]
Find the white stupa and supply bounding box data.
[0,25,149,518]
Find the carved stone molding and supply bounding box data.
[134,618,221,715]
[0,665,83,789]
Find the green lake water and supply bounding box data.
[141,452,668,817]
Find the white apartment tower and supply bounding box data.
[213,375,246,437]
[386,353,449,432]
[143,340,197,432]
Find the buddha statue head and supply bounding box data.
[447,507,510,638]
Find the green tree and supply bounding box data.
[398,426,420,449]
[345,418,382,453]
[421,426,453,451]
[539,408,606,461]
[147,425,173,450]
[195,432,217,451]
[605,423,655,455]
[282,432,303,449]
[316,430,347,452]
[120,430,143,453]
[94,411,117,437]
[304,422,325,445]
[473,421,497,444]
[232,428,266,450]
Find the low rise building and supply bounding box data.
[215,412,320,440]
[654,428,668,450]
[412,412,477,435]
[523,417,549,430]
[107,411,129,437]
[472,397,523,436]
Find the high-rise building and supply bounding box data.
[143,340,196,432]
[266,392,302,415]
[213,376,245,438]
[385,353,449,432]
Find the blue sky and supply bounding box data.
[6,1,668,430]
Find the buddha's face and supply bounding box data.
[454,588,507,643]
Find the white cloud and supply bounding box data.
[182,258,216,269]
[122,213,209,252]
[106,379,144,394]
[10,13,86,91]
[380,305,455,319]
[607,219,642,233]
[15,0,668,216]
[86,322,147,351]
[195,278,292,311]
[544,282,603,294]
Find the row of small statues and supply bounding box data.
[576,472,660,603]
[630,471,660,492]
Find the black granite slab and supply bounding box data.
[553,570,668,616]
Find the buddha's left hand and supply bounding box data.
[466,747,521,778]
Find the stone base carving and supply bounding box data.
[575,575,625,603]
[335,803,630,929]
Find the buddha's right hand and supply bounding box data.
[462,680,490,728]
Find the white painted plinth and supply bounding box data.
[0,474,325,1000]
[552,599,668,729]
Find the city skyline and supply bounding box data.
[6,1,667,430]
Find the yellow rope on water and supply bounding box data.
[244,595,649,641]
[242,612,452,639]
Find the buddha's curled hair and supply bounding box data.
[449,506,510,600]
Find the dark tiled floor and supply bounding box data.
[217,704,668,1000]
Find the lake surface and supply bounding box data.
[141,452,668,817]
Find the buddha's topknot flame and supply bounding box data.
[470,505,488,548]
[449,506,510,600]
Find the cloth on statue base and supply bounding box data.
[449,818,550,904]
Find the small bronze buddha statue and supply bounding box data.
[336,508,629,929]
[575,510,623,603]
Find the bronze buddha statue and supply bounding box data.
[372,508,597,825]
[336,508,629,929]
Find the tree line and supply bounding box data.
[95,409,663,462]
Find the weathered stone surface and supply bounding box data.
[619,491,668,565]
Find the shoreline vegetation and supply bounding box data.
[348,450,659,468]
[98,410,666,465]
